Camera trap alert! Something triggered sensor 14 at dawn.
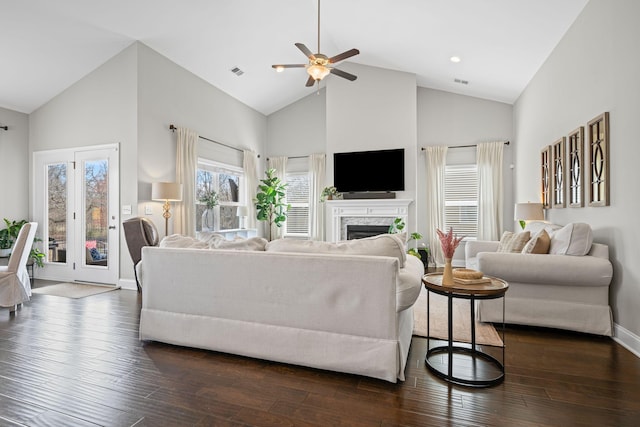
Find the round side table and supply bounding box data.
[422,272,509,387]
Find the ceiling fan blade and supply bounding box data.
[329,48,360,64]
[272,64,306,69]
[330,68,357,81]
[295,43,316,60]
[305,76,316,87]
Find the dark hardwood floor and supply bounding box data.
[0,279,639,426]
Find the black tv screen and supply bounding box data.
[333,149,405,193]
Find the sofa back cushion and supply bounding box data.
[265,233,407,267]
[497,231,531,253]
[160,234,210,249]
[549,222,593,256]
[215,237,268,251]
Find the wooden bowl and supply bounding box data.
[453,268,484,280]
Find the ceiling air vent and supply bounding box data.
[454,78,469,85]
[230,67,244,76]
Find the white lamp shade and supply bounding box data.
[152,182,182,201]
[236,205,248,216]
[514,203,544,221]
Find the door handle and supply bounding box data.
[108,225,116,230]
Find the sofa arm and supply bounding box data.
[465,240,499,259]
[396,255,424,312]
[477,252,613,287]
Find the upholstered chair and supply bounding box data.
[0,222,38,313]
[123,217,159,291]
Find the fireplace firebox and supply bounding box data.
[346,225,390,240]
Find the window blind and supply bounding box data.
[285,173,310,236]
[444,164,478,238]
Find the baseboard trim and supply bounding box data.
[118,278,138,291]
[613,322,640,359]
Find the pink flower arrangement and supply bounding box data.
[436,227,464,258]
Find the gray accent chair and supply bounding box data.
[123,217,159,292]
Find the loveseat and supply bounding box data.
[138,233,424,382]
[465,222,613,336]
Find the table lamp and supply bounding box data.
[152,182,183,236]
[237,205,248,229]
[514,202,544,230]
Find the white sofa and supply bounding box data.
[465,222,613,336]
[139,233,424,382]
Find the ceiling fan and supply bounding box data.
[272,0,359,87]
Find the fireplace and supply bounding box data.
[325,199,412,242]
[347,225,389,240]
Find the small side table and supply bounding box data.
[422,272,508,387]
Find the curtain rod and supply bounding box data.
[169,124,260,158]
[266,155,308,161]
[421,141,510,151]
[0,125,7,131]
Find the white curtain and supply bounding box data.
[267,156,288,240]
[243,150,259,230]
[309,153,326,241]
[424,146,448,266]
[477,141,504,241]
[175,127,198,237]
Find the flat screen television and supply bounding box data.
[333,148,405,193]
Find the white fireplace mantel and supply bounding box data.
[325,199,413,242]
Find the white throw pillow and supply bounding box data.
[497,231,531,253]
[265,234,407,268]
[548,223,593,256]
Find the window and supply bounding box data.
[444,164,478,239]
[196,160,243,231]
[285,172,310,238]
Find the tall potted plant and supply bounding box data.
[255,168,290,241]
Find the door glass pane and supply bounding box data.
[47,163,67,263]
[84,160,108,267]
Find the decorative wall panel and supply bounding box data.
[587,112,610,207]
[568,127,585,207]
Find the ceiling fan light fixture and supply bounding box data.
[275,66,285,72]
[307,64,330,81]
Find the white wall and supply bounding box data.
[28,42,267,285]
[325,63,418,240]
[0,107,29,222]
[514,0,640,345]
[136,43,267,226]
[29,43,139,285]
[267,89,326,159]
[417,88,513,264]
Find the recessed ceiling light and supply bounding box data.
[450,56,461,63]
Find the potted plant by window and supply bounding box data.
[255,168,290,241]
[320,186,341,202]
[388,217,424,259]
[200,189,219,231]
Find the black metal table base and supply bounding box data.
[426,344,504,387]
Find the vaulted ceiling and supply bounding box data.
[1,0,588,115]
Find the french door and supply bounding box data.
[33,145,119,285]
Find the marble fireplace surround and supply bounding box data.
[325,199,413,242]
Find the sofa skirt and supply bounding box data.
[141,306,414,383]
